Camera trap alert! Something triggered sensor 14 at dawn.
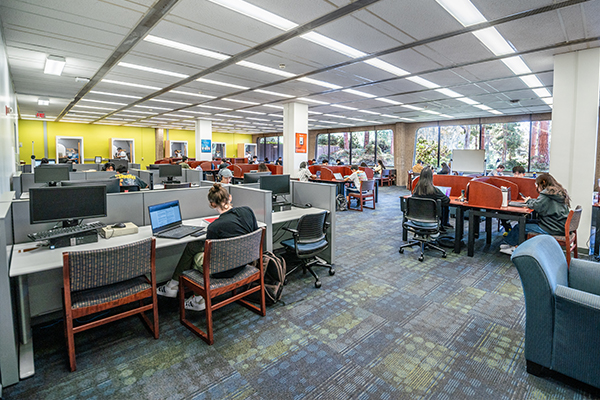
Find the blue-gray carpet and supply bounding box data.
[5,186,598,399]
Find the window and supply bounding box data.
[530,121,551,172]
[483,122,529,170]
[316,134,329,163]
[439,125,479,165]
[329,132,349,164]
[376,129,394,167]
[256,136,283,161]
[351,131,375,165]
[315,129,393,166]
[414,127,438,167]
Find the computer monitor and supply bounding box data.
[29,186,107,227]
[34,165,71,186]
[260,174,290,197]
[61,179,120,194]
[243,172,271,184]
[109,158,128,171]
[34,159,56,167]
[158,164,182,182]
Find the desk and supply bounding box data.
[310,178,379,203]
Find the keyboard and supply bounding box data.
[155,225,203,239]
[28,222,106,242]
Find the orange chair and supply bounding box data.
[348,180,375,211]
[526,206,582,266]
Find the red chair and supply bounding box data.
[348,180,375,211]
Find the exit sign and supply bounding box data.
[36,112,45,118]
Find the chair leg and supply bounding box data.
[64,313,76,372]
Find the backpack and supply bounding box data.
[247,251,286,305]
[336,194,348,211]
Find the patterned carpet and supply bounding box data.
[5,186,598,399]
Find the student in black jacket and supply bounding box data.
[412,167,451,230]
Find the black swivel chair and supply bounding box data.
[399,197,447,261]
[281,211,334,288]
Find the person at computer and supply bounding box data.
[512,165,526,177]
[264,157,270,164]
[67,151,79,163]
[258,163,269,173]
[157,183,259,311]
[297,161,316,182]
[500,173,570,255]
[102,162,115,172]
[217,166,233,184]
[412,160,424,174]
[111,165,148,188]
[438,162,450,175]
[412,167,452,230]
[275,157,283,166]
[343,164,368,205]
[179,155,191,169]
[491,164,505,176]
[116,147,128,161]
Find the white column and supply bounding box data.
[282,102,308,178]
[550,48,600,243]
[195,119,212,161]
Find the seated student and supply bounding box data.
[40,157,49,165]
[298,161,316,182]
[217,167,233,184]
[373,160,384,175]
[336,159,344,166]
[179,155,191,169]
[116,147,128,161]
[360,161,368,168]
[322,159,329,166]
[512,165,526,177]
[412,167,451,230]
[343,164,368,204]
[500,173,570,255]
[275,157,283,166]
[491,164,505,176]
[102,162,116,172]
[258,162,270,172]
[412,160,424,174]
[250,155,259,164]
[438,162,450,175]
[156,183,259,310]
[264,157,270,164]
[111,165,148,188]
[194,163,203,171]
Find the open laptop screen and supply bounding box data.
[148,200,182,234]
[435,186,452,196]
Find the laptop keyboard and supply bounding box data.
[158,225,203,238]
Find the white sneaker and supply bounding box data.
[157,284,178,298]
[500,244,512,250]
[499,246,517,255]
[184,295,206,312]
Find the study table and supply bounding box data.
[309,178,379,202]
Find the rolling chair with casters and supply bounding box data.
[399,197,447,261]
[281,211,334,288]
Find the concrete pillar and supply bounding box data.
[195,119,212,161]
[550,48,600,243]
[282,102,308,178]
[155,128,164,160]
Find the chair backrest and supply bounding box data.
[360,179,375,192]
[204,228,264,276]
[405,197,439,225]
[567,206,582,235]
[120,185,140,192]
[511,235,568,367]
[296,211,329,244]
[65,238,155,292]
[381,169,390,178]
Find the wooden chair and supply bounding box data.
[62,238,158,372]
[527,206,582,266]
[380,169,394,186]
[179,228,266,345]
[348,180,375,211]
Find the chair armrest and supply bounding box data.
[556,285,600,311]
[282,227,299,235]
[569,259,600,297]
[324,221,330,232]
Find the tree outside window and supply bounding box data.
[530,121,551,172]
[483,122,529,170]
[376,129,394,167]
[330,132,349,164]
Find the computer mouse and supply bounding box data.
[112,223,126,229]
[305,203,312,208]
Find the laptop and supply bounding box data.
[435,186,452,196]
[508,201,529,207]
[333,172,343,180]
[148,200,204,239]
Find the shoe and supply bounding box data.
[185,295,206,312]
[500,244,512,249]
[431,233,440,239]
[157,283,178,298]
[440,226,447,233]
[499,246,517,255]
[442,223,453,228]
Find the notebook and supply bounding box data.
[435,186,452,196]
[148,200,204,239]
[333,172,343,180]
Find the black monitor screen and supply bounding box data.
[61,179,120,194]
[34,165,70,183]
[260,174,290,196]
[243,172,271,184]
[109,159,129,171]
[159,164,182,178]
[29,186,107,224]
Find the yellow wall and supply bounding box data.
[18,121,255,165]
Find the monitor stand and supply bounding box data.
[163,177,180,184]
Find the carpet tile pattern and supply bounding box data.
[4,186,598,399]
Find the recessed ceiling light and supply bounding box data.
[102,79,161,90]
[376,98,402,105]
[342,89,376,98]
[37,98,50,106]
[90,91,142,99]
[144,35,230,60]
[44,55,66,75]
[237,61,296,78]
[170,90,216,99]
[297,77,342,90]
[254,89,294,98]
[222,98,260,105]
[118,62,188,78]
[196,78,249,90]
[207,0,297,30]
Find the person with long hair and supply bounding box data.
[373,160,385,175]
[500,173,570,255]
[157,183,258,311]
[412,167,451,229]
[258,162,270,172]
[438,162,450,175]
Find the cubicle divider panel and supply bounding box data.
[21,165,32,173]
[69,171,86,180]
[183,169,202,183]
[85,171,117,180]
[104,192,145,227]
[129,163,140,170]
[11,172,22,199]
[199,180,216,187]
[500,176,539,199]
[142,187,213,225]
[0,191,15,204]
[229,185,273,251]
[20,173,44,194]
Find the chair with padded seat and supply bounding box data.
[526,205,582,266]
[281,211,334,288]
[399,197,446,261]
[179,228,266,345]
[62,238,158,372]
[380,169,394,186]
[348,179,375,211]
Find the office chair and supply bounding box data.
[281,211,334,288]
[120,185,140,192]
[179,228,266,345]
[347,179,375,211]
[62,238,158,371]
[399,197,447,261]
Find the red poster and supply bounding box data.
[295,133,307,153]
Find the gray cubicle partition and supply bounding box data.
[11,172,22,199]
[142,187,213,224]
[129,163,140,170]
[20,173,43,194]
[0,191,15,203]
[229,185,273,251]
[21,165,32,173]
[85,171,117,180]
[183,169,203,184]
[0,202,19,387]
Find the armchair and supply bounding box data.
[511,235,600,389]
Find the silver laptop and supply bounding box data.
[435,186,452,196]
[148,200,203,239]
[333,172,343,180]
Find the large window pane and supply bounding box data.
[316,134,329,162]
[439,125,479,166]
[482,122,529,171]
[530,121,551,172]
[376,129,394,167]
[414,127,439,167]
[263,136,279,162]
[329,132,350,164]
[351,131,375,165]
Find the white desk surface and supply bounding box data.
[10,216,268,277]
[271,207,328,224]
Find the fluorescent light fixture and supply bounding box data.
[297,77,342,90]
[144,35,230,60]
[381,114,400,118]
[149,99,193,105]
[119,110,157,114]
[196,78,249,90]
[533,88,552,98]
[178,110,211,115]
[520,74,544,88]
[76,77,90,83]
[364,59,409,76]
[297,97,330,105]
[222,98,260,105]
[473,27,514,56]
[37,98,50,106]
[254,89,294,98]
[73,105,116,110]
[406,76,440,89]
[90,91,141,99]
[318,120,339,124]
[170,90,216,99]
[262,104,284,109]
[400,117,415,122]
[331,104,358,111]
[237,61,296,77]
[307,111,323,115]
[456,97,479,105]
[268,114,282,117]
[246,117,270,121]
[474,104,492,110]
[435,0,486,26]
[435,88,462,98]
[207,0,297,30]
[196,105,232,111]
[300,32,366,58]
[346,117,366,121]
[237,110,266,115]
[323,114,347,119]
[81,99,128,106]
[44,55,66,75]
[216,114,242,118]
[343,89,376,98]
[133,105,173,111]
[542,97,553,105]
[423,110,441,115]
[439,114,453,118]
[102,79,161,90]
[402,105,424,111]
[66,110,105,115]
[488,110,503,115]
[119,62,188,78]
[376,98,402,105]
[502,56,531,75]
[358,110,380,115]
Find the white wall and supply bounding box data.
[0,18,18,194]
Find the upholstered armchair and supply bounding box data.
[511,235,600,389]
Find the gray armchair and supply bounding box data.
[511,235,600,389]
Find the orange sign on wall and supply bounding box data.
[295,132,307,153]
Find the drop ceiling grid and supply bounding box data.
[244,0,339,25]
[115,51,216,79]
[128,41,226,72]
[472,0,557,21]
[348,7,416,47]
[496,12,571,53]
